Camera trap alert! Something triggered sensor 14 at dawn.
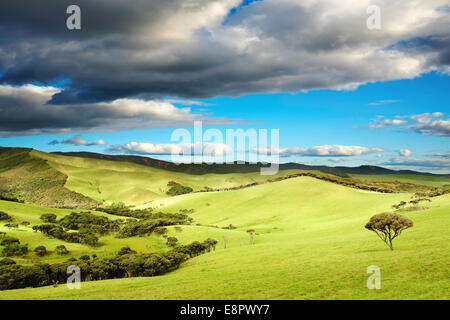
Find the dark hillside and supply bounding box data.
[0,147,98,208]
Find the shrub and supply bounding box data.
[117,247,137,256]
[0,258,16,265]
[154,227,168,236]
[34,246,47,257]
[0,211,11,221]
[166,237,178,247]
[204,238,218,251]
[40,213,57,223]
[1,243,28,257]
[1,237,20,246]
[117,213,191,238]
[166,181,193,196]
[55,245,69,255]
[59,211,119,234]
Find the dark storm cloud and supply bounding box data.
[0,84,246,136]
[0,0,449,134]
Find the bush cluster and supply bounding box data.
[58,211,120,235]
[166,181,193,196]
[0,237,28,257]
[0,211,12,221]
[117,212,192,238]
[0,238,217,290]
[99,202,153,219]
[33,224,99,247]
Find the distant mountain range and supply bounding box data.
[52,151,448,177]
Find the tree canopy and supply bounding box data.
[365,212,413,251]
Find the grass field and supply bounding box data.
[34,150,307,206]
[1,176,448,299]
[351,174,450,188]
[0,200,170,264]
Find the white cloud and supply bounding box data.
[368,119,408,129]
[409,118,450,137]
[398,112,444,119]
[368,100,400,106]
[108,142,232,156]
[398,149,412,157]
[255,145,385,157]
[61,135,107,146]
[165,99,212,107]
[91,139,107,146]
[367,112,449,137]
[430,153,450,159]
[328,158,355,163]
[62,135,88,146]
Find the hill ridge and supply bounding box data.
[51,150,446,177]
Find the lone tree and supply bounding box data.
[246,229,256,245]
[365,212,413,251]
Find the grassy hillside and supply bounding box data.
[351,174,450,188]
[1,177,448,299]
[1,147,448,208]
[0,199,245,265]
[0,148,98,208]
[0,200,163,264]
[35,150,309,206]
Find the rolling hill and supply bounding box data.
[1,147,448,208]
[0,176,448,299]
[0,146,449,299]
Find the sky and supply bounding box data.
[0,0,449,173]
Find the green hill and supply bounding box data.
[1,147,448,209]
[0,147,98,208]
[1,176,448,299]
[0,147,449,300]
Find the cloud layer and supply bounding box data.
[59,135,107,146]
[0,0,449,106]
[398,149,412,157]
[107,142,232,156]
[368,112,449,137]
[278,145,385,157]
[381,158,450,168]
[0,84,243,136]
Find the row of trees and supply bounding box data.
[0,238,217,290]
[33,224,99,247]
[198,172,395,194]
[392,198,432,211]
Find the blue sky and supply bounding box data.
[1,71,448,173]
[0,0,449,173]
